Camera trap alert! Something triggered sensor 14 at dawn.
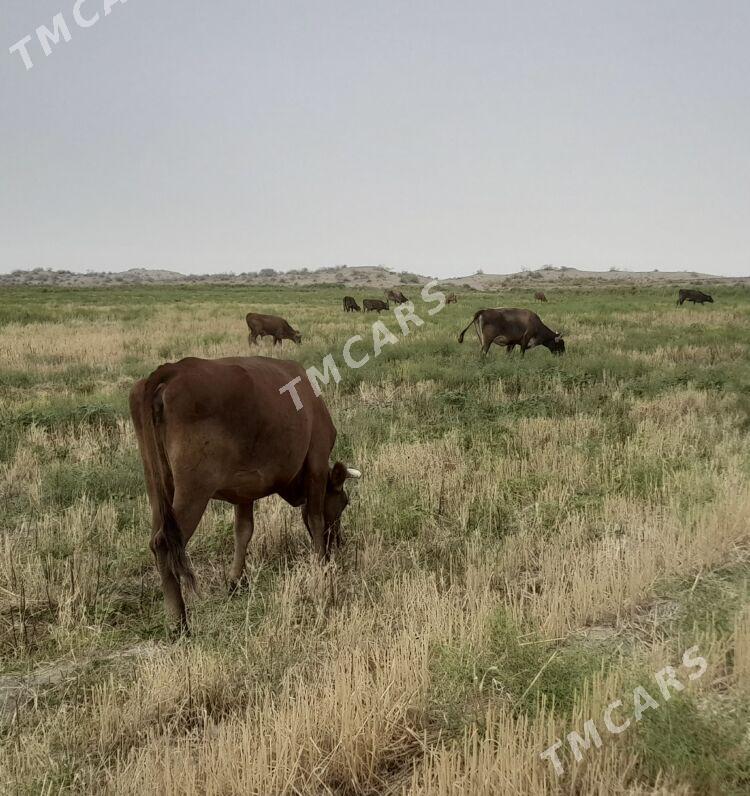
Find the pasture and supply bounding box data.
[1,284,750,794]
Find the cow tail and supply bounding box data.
[457,310,483,343]
[142,372,197,593]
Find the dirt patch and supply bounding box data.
[0,642,158,723]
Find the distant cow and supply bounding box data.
[678,289,713,305]
[534,291,548,302]
[363,298,389,313]
[385,289,408,304]
[458,308,565,356]
[446,293,458,304]
[246,312,302,346]
[129,356,361,633]
[343,296,361,312]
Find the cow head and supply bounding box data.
[293,329,303,344]
[323,462,360,547]
[301,463,360,551]
[545,333,566,355]
[706,294,714,303]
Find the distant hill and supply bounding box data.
[442,265,749,290]
[0,265,415,288]
[1,264,746,289]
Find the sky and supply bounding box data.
[1,1,749,278]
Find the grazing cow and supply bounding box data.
[246,312,302,346]
[363,298,389,313]
[385,289,408,304]
[446,293,458,304]
[343,296,361,312]
[534,291,548,302]
[457,308,565,356]
[129,356,361,633]
[678,289,713,306]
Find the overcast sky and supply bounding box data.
[2,1,748,277]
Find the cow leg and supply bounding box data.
[330,519,343,552]
[506,343,516,355]
[152,488,209,635]
[481,336,493,356]
[304,474,328,560]
[229,502,255,594]
[519,332,533,357]
[248,333,258,346]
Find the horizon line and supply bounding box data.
[2,263,748,280]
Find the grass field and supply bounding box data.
[1,283,750,794]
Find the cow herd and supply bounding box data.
[344,289,458,314]
[132,285,716,633]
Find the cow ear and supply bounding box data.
[329,462,349,491]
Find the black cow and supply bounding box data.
[678,289,713,305]
[343,296,361,312]
[363,298,389,313]
[458,308,565,356]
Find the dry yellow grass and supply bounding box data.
[1,286,749,793]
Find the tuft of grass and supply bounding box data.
[635,693,750,794]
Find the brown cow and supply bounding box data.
[343,296,361,312]
[445,293,458,304]
[363,298,389,312]
[534,291,548,302]
[457,308,565,356]
[129,356,361,633]
[385,289,408,304]
[246,312,302,346]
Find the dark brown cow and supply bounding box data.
[534,291,548,302]
[363,298,389,313]
[343,296,361,312]
[445,293,458,304]
[385,289,408,304]
[246,312,302,346]
[457,308,565,356]
[678,289,713,305]
[129,356,360,633]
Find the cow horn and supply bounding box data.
[346,468,361,479]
